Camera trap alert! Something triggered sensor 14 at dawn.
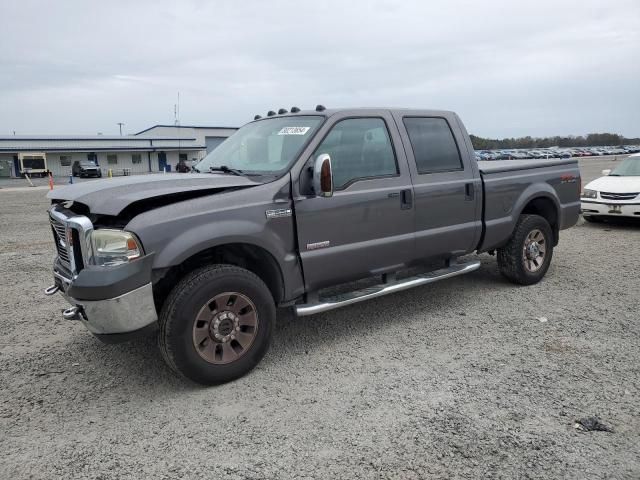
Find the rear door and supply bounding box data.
[393,112,482,260]
[293,111,415,291]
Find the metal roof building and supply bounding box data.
[0,125,237,177]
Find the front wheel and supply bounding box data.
[497,214,554,285]
[158,264,275,385]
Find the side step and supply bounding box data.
[295,260,481,316]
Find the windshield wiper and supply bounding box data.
[209,165,245,177]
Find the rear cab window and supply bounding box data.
[403,117,463,174]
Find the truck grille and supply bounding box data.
[600,191,639,201]
[50,216,72,268]
[48,205,93,277]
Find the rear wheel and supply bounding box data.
[497,214,554,285]
[158,264,275,385]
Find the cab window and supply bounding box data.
[314,118,397,189]
[403,117,463,173]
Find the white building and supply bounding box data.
[0,125,237,178]
[135,125,238,152]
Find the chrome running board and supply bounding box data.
[295,260,481,316]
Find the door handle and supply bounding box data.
[400,189,413,210]
[387,192,400,198]
[464,183,475,201]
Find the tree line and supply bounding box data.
[470,133,640,150]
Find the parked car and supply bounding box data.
[513,150,526,159]
[581,153,640,222]
[72,160,102,178]
[493,151,511,160]
[610,147,627,155]
[45,107,580,385]
[479,151,498,160]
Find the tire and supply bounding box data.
[583,215,603,223]
[158,264,275,385]
[497,214,554,285]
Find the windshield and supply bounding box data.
[195,115,324,174]
[610,157,640,176]
[81,161,96,166]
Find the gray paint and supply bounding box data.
[47,173,260,216]
[479,162,581,251]
[47,108,580,305]
[125,173,305,301]
[292,109,416,290]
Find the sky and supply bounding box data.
[1,0,639,138]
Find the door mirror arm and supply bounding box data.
[313,154,334,197]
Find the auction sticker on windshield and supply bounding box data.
[278,127,310,135]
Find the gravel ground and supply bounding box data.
[1,161,639,479]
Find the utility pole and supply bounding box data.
[174,92,180,126]
[117,122,125,136]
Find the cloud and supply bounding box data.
[0,0,638,137]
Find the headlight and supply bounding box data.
[582,189,597,199]
[90,229,142,266]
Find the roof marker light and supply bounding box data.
[267,110,276,117]
[291,106,300,113]
[254,115,262,120]
[315,104,326,112]
[278,108,288,114]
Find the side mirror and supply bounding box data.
[602,169,611,176]
[313,154,333,197]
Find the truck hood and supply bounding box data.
[584,175,640,194]
[47,173,261,216]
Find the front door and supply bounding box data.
[158,152,167,172]
[294,113,415,291]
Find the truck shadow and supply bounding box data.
[38,256,510,395]
[264,259,508,365]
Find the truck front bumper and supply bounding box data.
[60,283,157,337]
[48,256,158,343]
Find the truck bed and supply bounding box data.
[477,157,581,252]
[477,158,576,174]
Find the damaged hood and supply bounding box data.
[47,173,261,215]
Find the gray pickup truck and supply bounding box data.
[45,107,581,384]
